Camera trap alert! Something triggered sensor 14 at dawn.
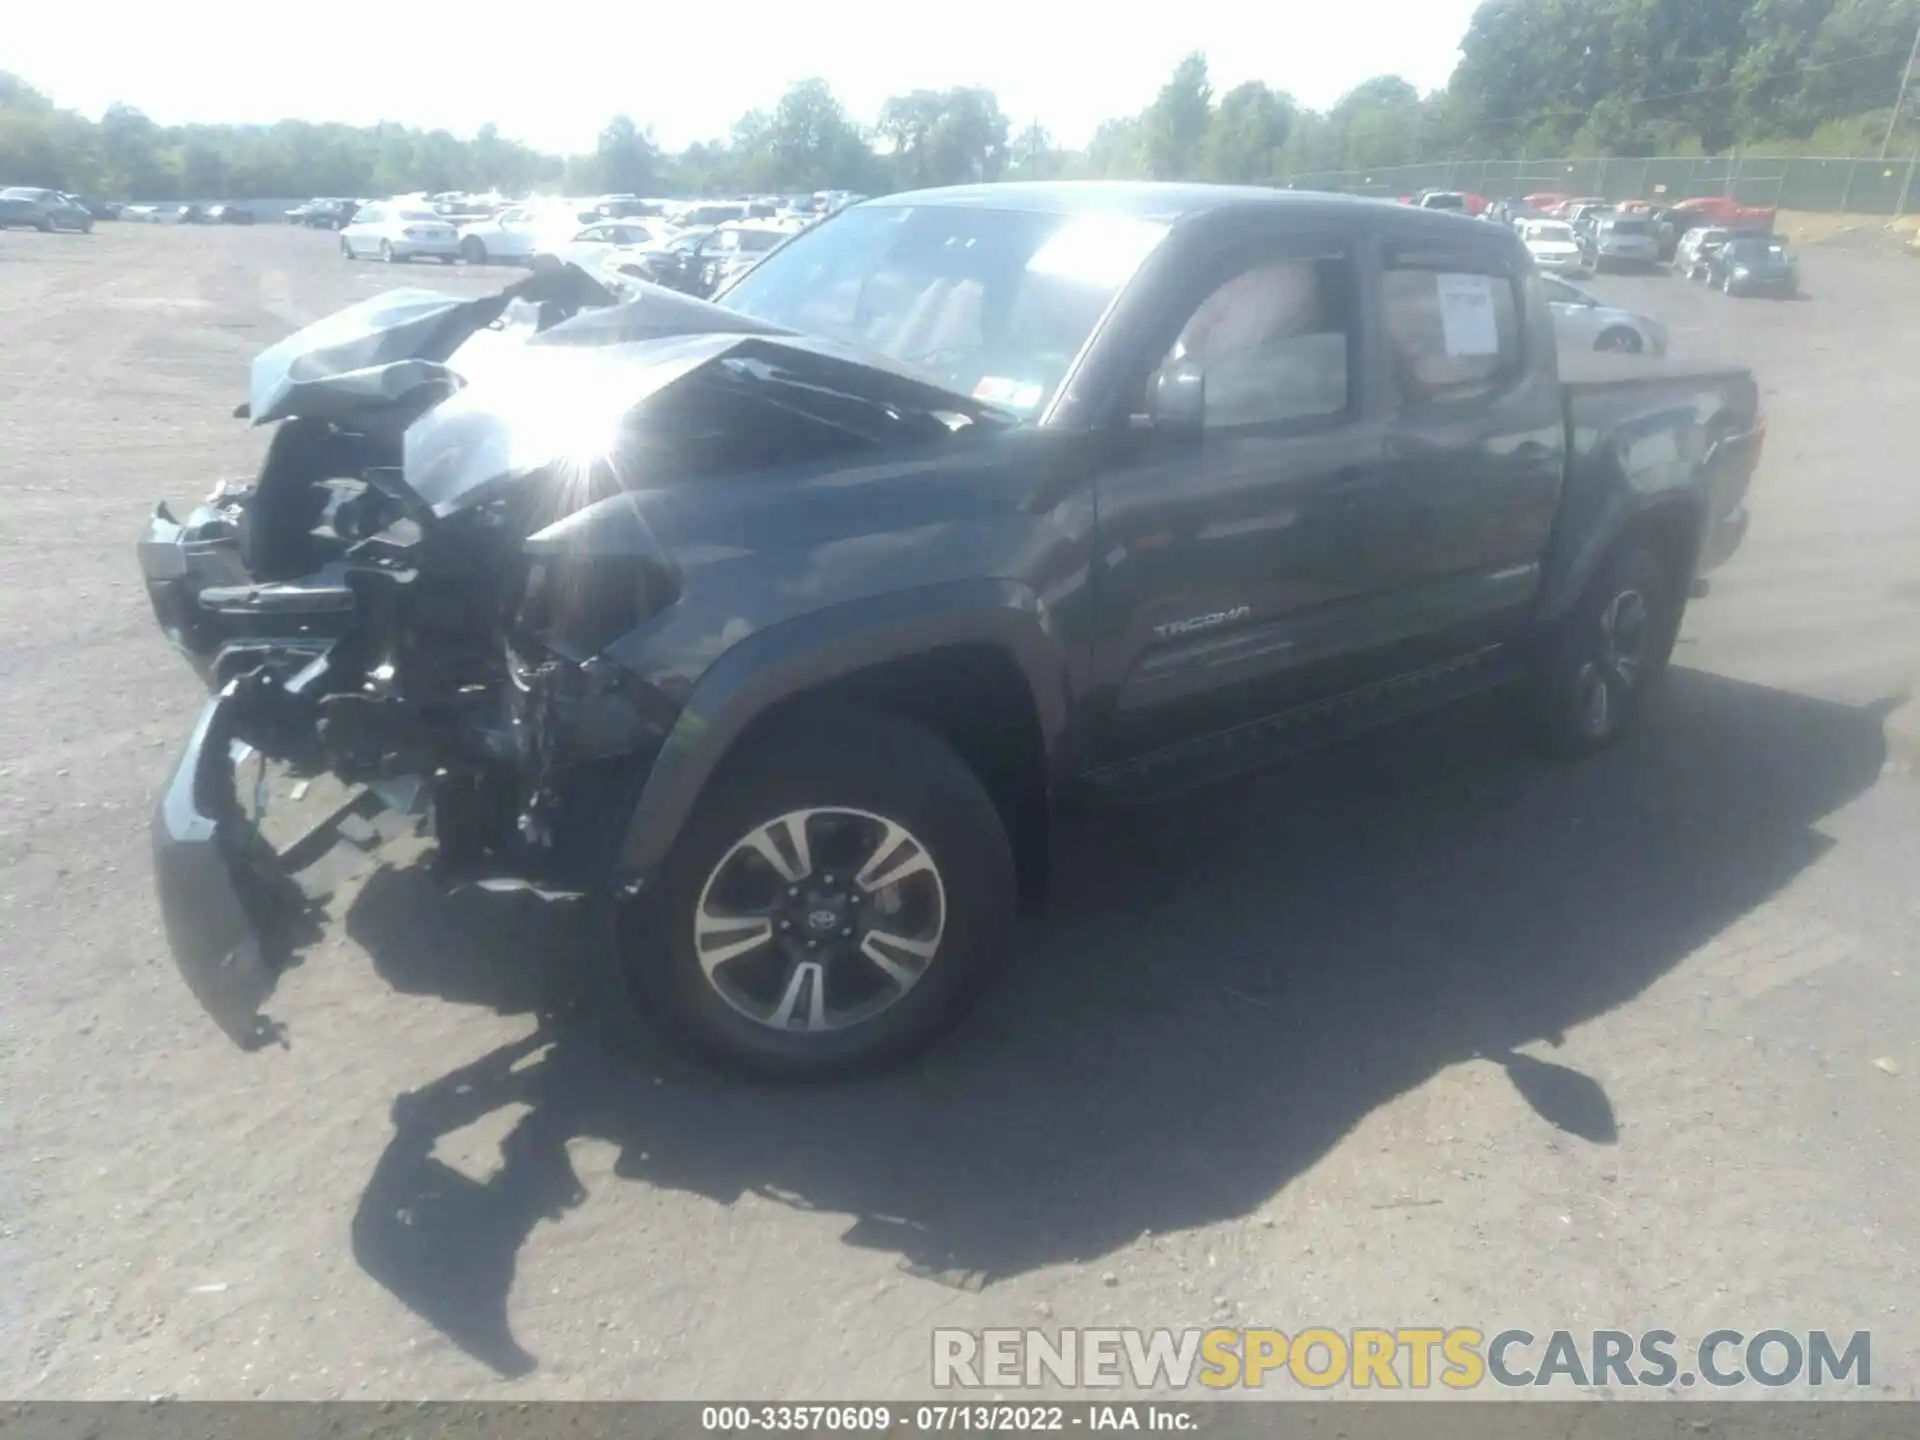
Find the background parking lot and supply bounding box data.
[1,221,1917,1399]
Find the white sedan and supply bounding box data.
[1542,276,1669,355]
[532,220,670,272]
[338,202,462,263]
[1519,219,1593,279]
[455,203,582,265]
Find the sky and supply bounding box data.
[8,0,1485,154]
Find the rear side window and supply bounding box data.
[1380,264,1521,406]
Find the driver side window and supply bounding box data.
[1157,249,1355,430]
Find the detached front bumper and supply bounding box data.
[152,690,298,1048]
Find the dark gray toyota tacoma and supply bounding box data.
[137,182,1764,1077]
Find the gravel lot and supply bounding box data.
[1,222,1917,1402]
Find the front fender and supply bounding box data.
[616,579,1068,879]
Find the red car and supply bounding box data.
[1670,195,1776,234]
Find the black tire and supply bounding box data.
[340,237,355,260]
[36,217,54,233]
[460,235,487,265]
[623,707,1017,1079]
[379,239,396,264]
[1595,327,1643,354]
[1521,543,1681,760]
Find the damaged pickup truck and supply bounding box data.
[139,183,1765,1077]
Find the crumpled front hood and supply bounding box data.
[402,300,1008,520]
[244,263,619,427]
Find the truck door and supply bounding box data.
[1367,236,1567,670]
[1083,231,1401,770]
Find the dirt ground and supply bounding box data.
[1,222,1917,1403]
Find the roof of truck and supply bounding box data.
[864,181,1484,234]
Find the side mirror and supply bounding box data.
[1147,360,1207,434]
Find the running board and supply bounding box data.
[1073,644,1523,804]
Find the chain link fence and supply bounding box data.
[1282,154,1920,216]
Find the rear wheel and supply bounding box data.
[1522,544,1680,759]
[460,235,487,265]
[624,708,1016,1079]
[379,239,396,263]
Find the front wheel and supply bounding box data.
[460,235,486,265]
[1521,544,1680,760]
[1596,327,1643,354]
[379,239,396,263]
[624,708,1016,1079]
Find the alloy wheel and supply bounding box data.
[692,807,947,1034]
[1574,588,1649,739]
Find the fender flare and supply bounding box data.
[617,578,1070,879]
[1535,489,1707,627]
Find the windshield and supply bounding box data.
[1603,218,1650,235]
[715,203,1170,416]
[1727,239,1788,261]
[397,209,441,223]
[1528,223,1576,243]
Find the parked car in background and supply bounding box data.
[699,220,798,294]
[207,204,256,226]
[339,202,462,263]
[669,199,777,228]
[290,198,361,230]
[176,204,212,224]
[606,224,719,293]
[1591,212,1661,271]
[1518,219,1593,277]
[1670,195,1776,236]
[532,220,670,272]
[121,204,163,223]
[0,187,95,231]
[593,195,665,220]
[1705,235,1800,298]
[76,197,122,220]
[1678,226,1746,280]
[456,203,577,265]
[1541,275,1669,355]
[1411,190,1488,215]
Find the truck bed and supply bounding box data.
[1545,353,1764,611]
[1556,350,1755,391]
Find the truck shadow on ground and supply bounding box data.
[340,667,1893,1377]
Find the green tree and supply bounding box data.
[1200,82,1294,181]
[880,87,1010,186]
[1140,52,1214,178]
